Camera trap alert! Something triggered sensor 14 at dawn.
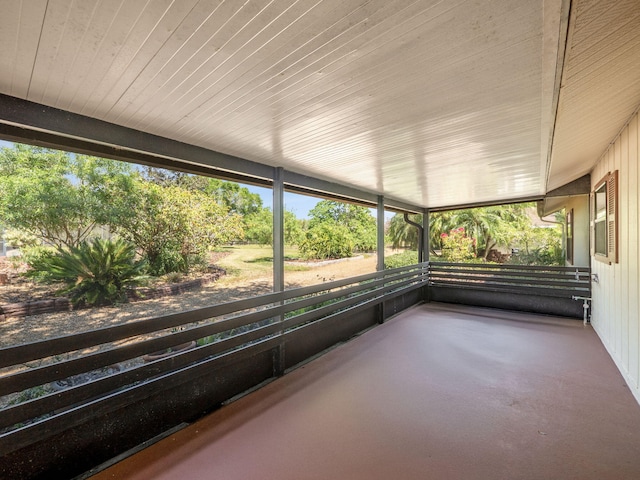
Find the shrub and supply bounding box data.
[145,244,208,276]
[509,245,564,266]
[384,250,419,269]
[22,246,58,282]
[440,228,476,262]
[351,225,377,253]
[3,228,40,249]
[299,223,353,260]
[508,226,564,266]
[26,238,148,306]
[113,181,243,276]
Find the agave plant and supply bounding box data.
[28,238,148,306]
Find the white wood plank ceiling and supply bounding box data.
[548,0,640,190]
[0,0,638,209]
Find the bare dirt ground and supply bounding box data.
[0,257,60,303]
[0,252,378,347]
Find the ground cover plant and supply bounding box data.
[26,238,148,306]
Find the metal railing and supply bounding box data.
[428,262,591,317]
[1,260,591,477]
[0,263,427,476]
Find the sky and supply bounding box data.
[1,139,392,220]
[245,184,321,219]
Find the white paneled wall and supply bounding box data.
[590,111,640,405]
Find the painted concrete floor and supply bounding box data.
[93,303,640,479]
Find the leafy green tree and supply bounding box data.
[204,179,263,216]
[389,204,540,261]
[112,180,243,274]
[244,208,273,245]
[387,211,456,255]
[429,211,456,254]
[244,209,305,246]
[509,214,564,265]
[143,168,265,244]
[143,168,263,216]
[307,201,368,228]
[284,210,305,246]
[451,204,530,260]
[141,166,210,191]
[449,208,498,258]
[305,200,376,254]
[0,144,133,248]
[387,214,420,249]
[299,223,354,260]
[2,228,40,249]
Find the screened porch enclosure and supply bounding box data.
[90,303,640,480]
[2,0,640,477]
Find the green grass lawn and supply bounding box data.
[215,245,308,281]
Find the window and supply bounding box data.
[591,171,618,264]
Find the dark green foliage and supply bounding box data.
[284,210,305,246]
[300,200,376,259]
[387,203,564,266]
[148,247,205,276]
[299,223,354,260]
[243,208,273,245]
[112,180,243,275]
[508,243,564,266]
[243,209,304,246]
[21,246,58,282]
[387,214,420,249]
[26,238,148,306]
[204,178,263,216]
[0,144,134,248]
[384,250,419,269]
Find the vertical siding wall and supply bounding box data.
[590,111,640,405]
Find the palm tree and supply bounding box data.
[429,211,456,255]
[388,205,531,260]
[387,211,457,256]
[387,214,421,249]
[451,204,530,260]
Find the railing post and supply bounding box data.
[273,167,286,375]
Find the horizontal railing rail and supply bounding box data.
[428,262,591,298]
[0,263,427,456]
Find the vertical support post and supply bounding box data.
[377,195,386,323]
[423,208,430,263]
[273,167,285,374]
[377,196,385,272]
[423,209,430,302]
[273,167,285,293]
